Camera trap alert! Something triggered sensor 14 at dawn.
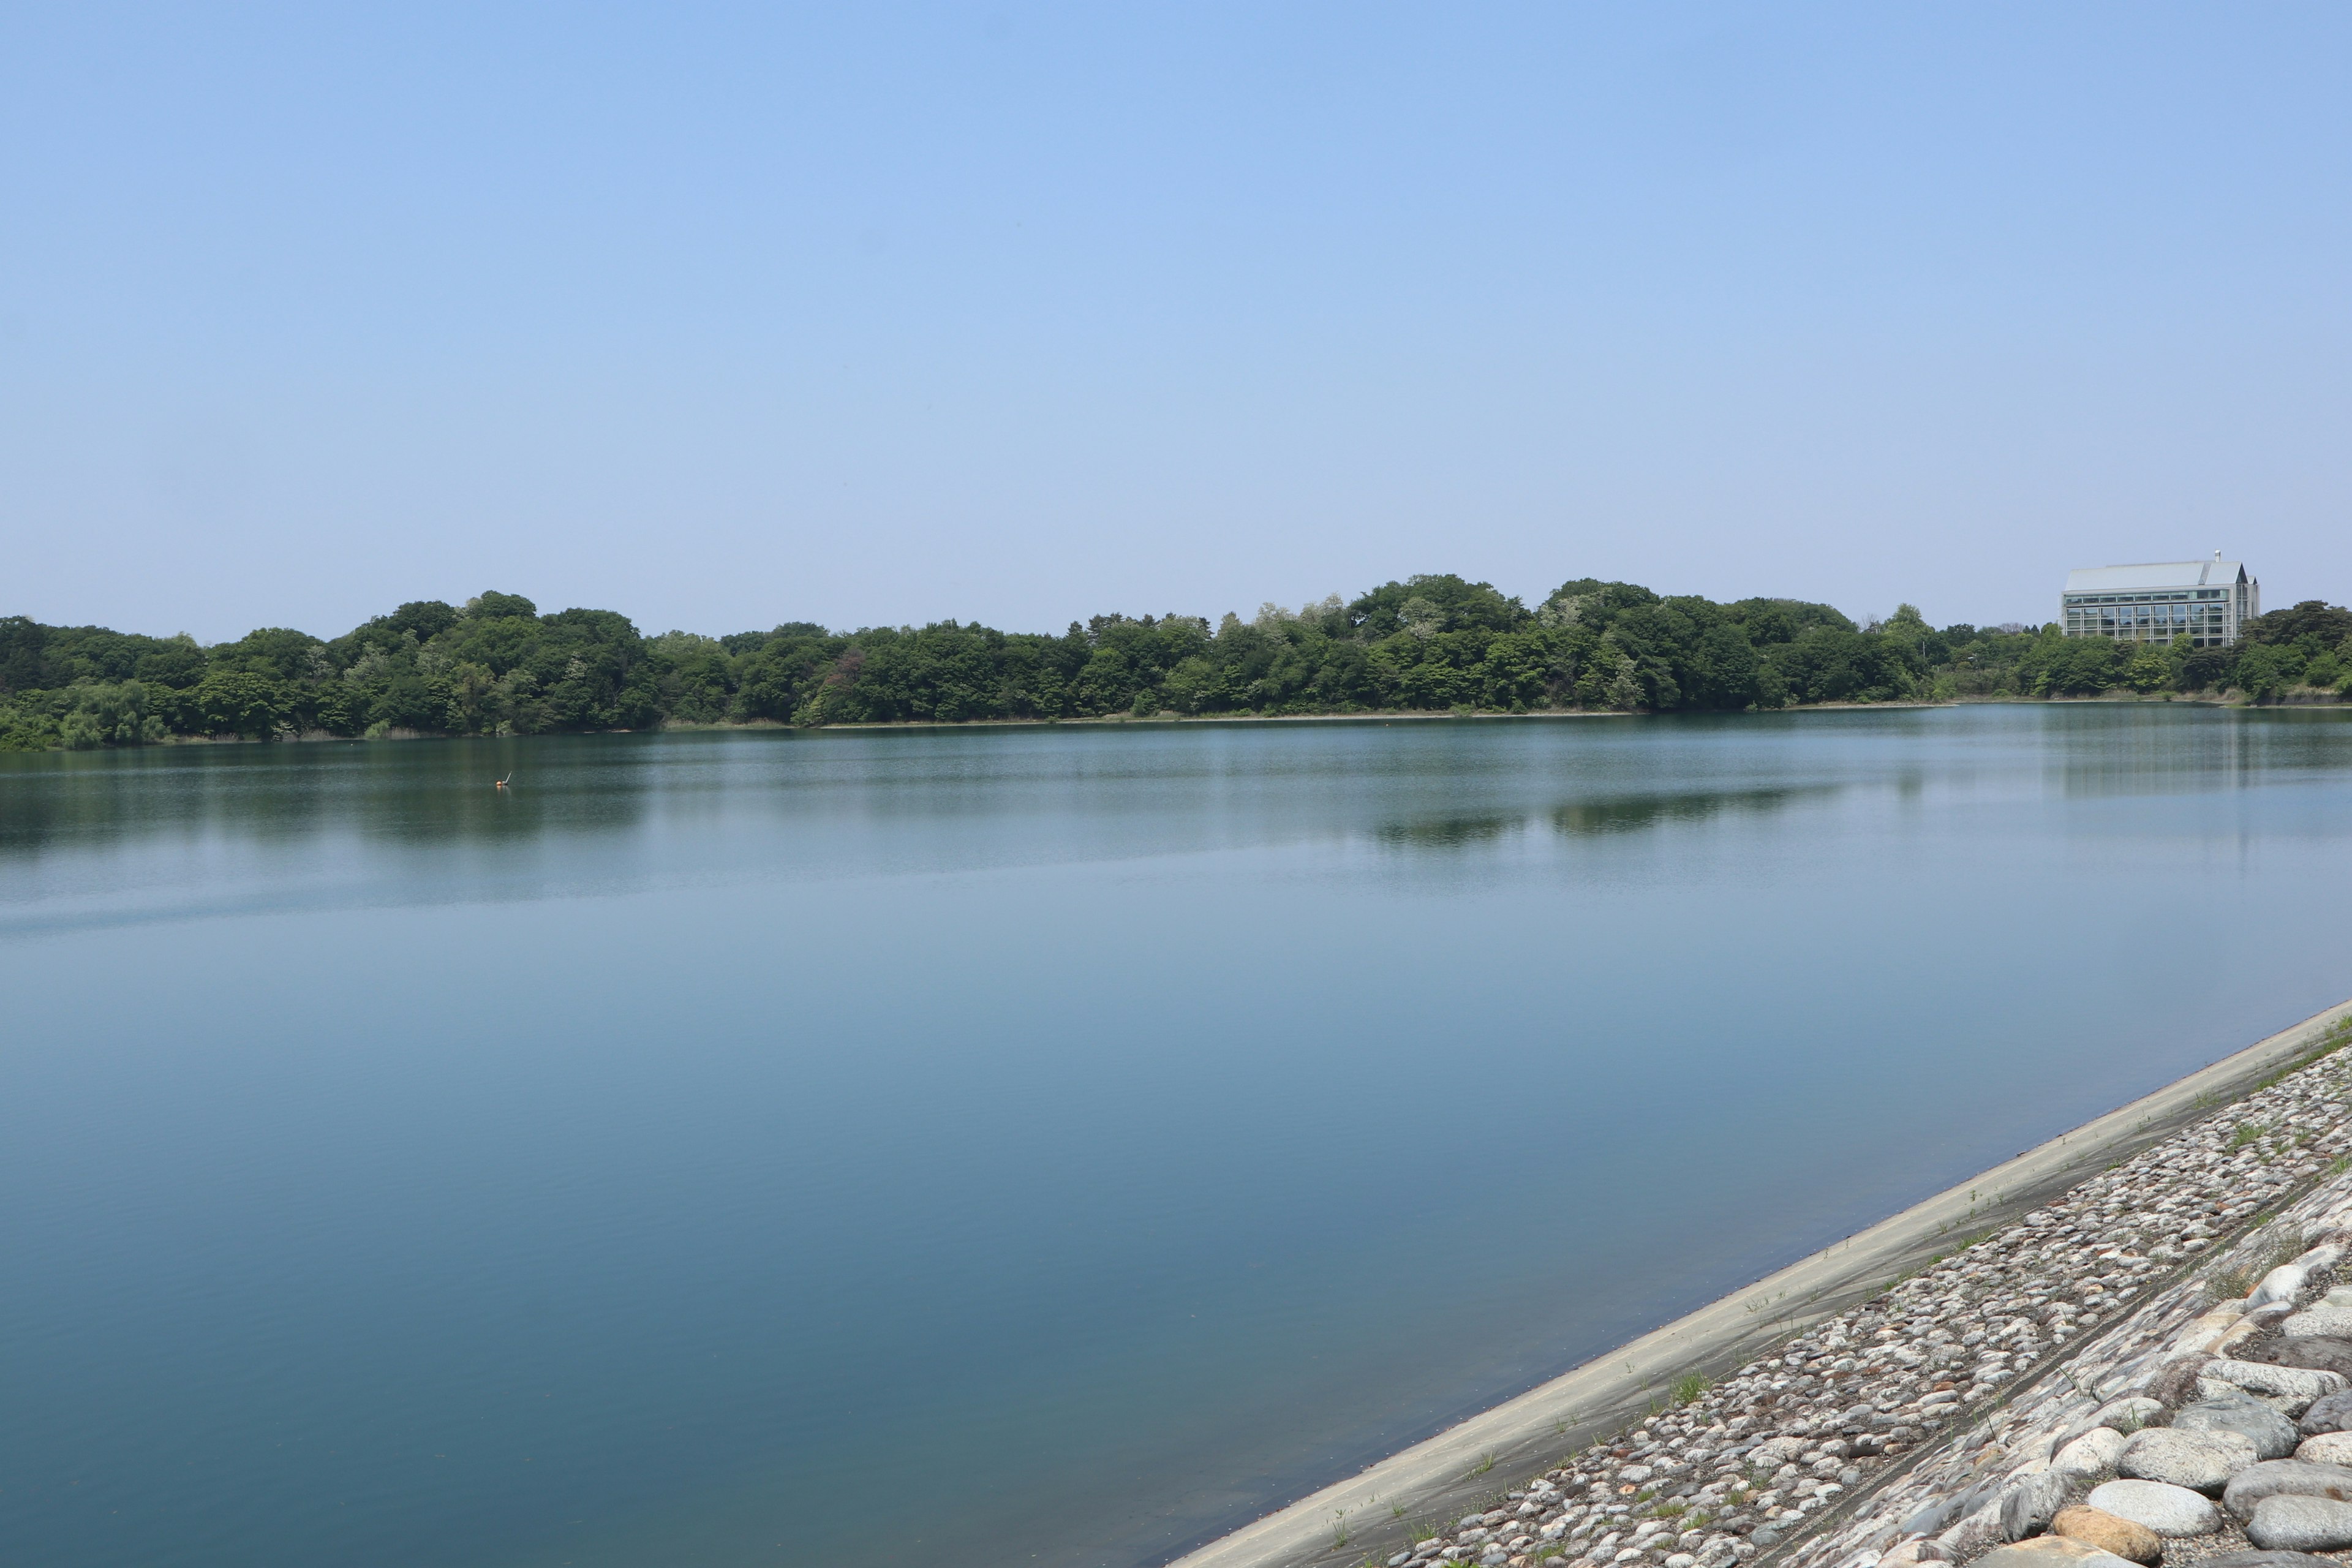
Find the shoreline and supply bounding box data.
[1789,1065,2352,1568]
[34,694,2295,752]
[1166,998,2352,1568]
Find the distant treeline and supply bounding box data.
[4,576,2349,750]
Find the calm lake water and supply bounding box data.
[6,706,2352,1568]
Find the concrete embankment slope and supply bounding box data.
[1169,999,2352,1568]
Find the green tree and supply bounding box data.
[2233,644,2304,701]
[19,573,2328,748]
[192,671,292,738]
[2122,645,2174,693]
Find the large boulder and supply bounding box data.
[1937,1501,2004,1559]
[2119,1427,2260,1493]
[1972,1539,2136,1568]
[2084,1480,2223,1537]
[2259,1337,2352,1378]
[1903,1490,1978,1539]
[2002,1471,2074,1542]
[2282,1306,2352,1339]
[1877,1544,1947,1568]
[2149,1355,2215,1407]
[2177,1393,2302,1459]
[2301,1390,2352,1437]
[2199,1551,2346,1568]
[2204,1360,2350,1414]
[2051,1504,2162,1564]
[2054,1428,2130,1482]
[2223,1459,2352,1519]
[2247,1494,2352,1552]
[2062,1397,2166,1447]
[2252,1262,2322,1310]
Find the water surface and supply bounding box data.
[5,706,2351,1568]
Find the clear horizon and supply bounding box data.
[4,4,2348,643]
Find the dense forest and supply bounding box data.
[3,576,2349,750]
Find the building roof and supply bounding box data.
[2065,560,2248,594]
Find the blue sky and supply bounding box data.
[4,4,2348,642]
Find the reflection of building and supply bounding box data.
[2061,554,2259,646]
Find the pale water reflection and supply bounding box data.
[2,706,2350,1568]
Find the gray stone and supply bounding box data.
[2083,1480,2222,1537]
[2177,1394,2302,1459]
[2300,1390,2352,1436]
[2199,1378,2305,1414]
[2193,1554,2342,1568]
[2150,1355,2215,1408]
[1939,1504,2003,1559]
[2250,1265,2313,1310]
[2002,1470,2073,1542]
[2118,1427,2259,1493]
[2060,1399,2165,1449]
[2097,1397,2165,1433]
[2223,1459,2352,1518]
[2207,1360,2349,1412]
[2054,1429,2130,1481]
[2298,1433,2352,1466]
[1973,1542,2136,1568]
[2247,1303,2301,1336]
[1904,1494,1968,1538]
[2282,1306,2352,1340]
[2246,1494,2352,1552]
[2260,1338,2352,1378]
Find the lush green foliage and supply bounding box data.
[1978,600,2352,701]
[2,580,2345,749]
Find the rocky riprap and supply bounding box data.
[1381,1020,2352,1568]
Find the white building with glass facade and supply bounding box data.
[2060,556,2260,647]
